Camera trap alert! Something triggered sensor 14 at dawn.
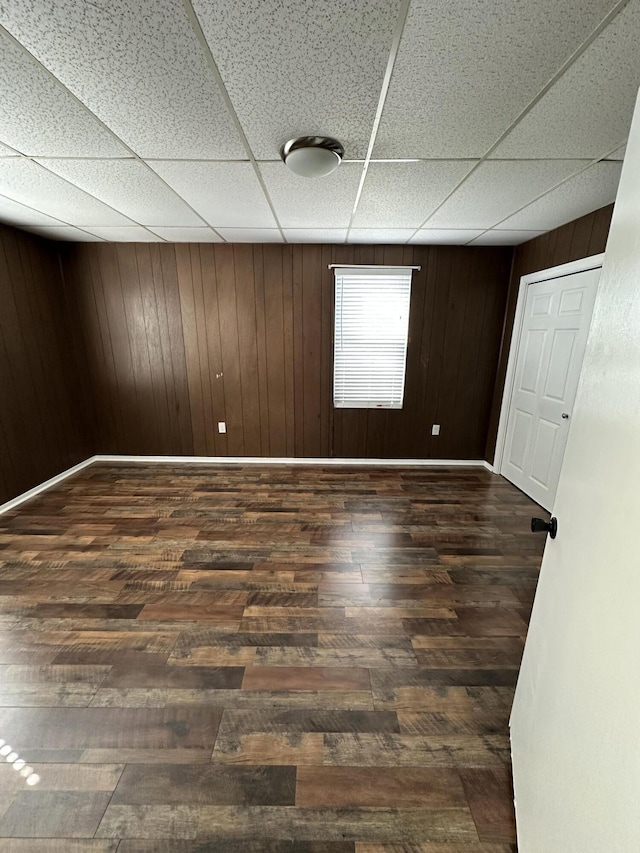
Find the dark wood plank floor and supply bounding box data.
[0,463,545,850]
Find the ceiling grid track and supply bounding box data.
[406,0,633,242]
[5,154,170,242]
[0,137,173,243]
[180,0,287,242]
[345,0,413,242]
[466,138,628,245]
[0,1,632,246]
[0,183,106,242]
[0,22,225,243]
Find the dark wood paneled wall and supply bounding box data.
[484,204,614,463]
[332,245,511,459]
[60,242,193,457]
[61,242,512,460]
[0,224,89,504]
[0,205,614,503]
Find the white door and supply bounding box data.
[501,267,600,510]
[510,92,640,851]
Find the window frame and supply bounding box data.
[332,265,416,411]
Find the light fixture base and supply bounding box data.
[280,136,344,178]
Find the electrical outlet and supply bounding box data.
[431,424,440,436]
[218,422,227,434]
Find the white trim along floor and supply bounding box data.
[0,456,494,516]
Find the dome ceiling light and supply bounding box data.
[280,136,344,178]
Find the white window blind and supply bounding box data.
[333,266,413,409]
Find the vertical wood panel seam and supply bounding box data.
[93,247,125,451]
[151,244,180,453]
[17,237,65,465]
[179,244,207,454]
[199,244,217,455]
[0,236,50,471]
[135,243,166,452]
[113,245,145,451]
[232,245,247,454]
[197,245,215,455]
[146,244,175,453]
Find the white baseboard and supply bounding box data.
[0,455,99,516]
[0,454,493,516]
[93,454,488,468]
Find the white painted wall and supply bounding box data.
[510,91,640,851]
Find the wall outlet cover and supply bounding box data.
[218,422,227,434]
[432,424,440,436]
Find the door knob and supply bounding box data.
[531,516,558,539]
[561,412,570,419]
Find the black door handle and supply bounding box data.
[531,517,557,539]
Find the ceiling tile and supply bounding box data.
[36,159,203,226]
[348,229,413,244]
[24,225,105,242]
[217,228,283,243]
[0,142,18,155]
[426,160,589,229]
[81,226,164,242]
[469,230,546,246]
[191,0,401,160]
[0,0,245,159]
[353,161,476,228]
[608,143,627,161]
[260,162,362,228]
[408,229,484,245]
[491,2,640,159]
[150,162,277,228]
[0,159,134,226]
[0,195,66,227]
[285,229,346,243]
[0,31,127,157]
[498,162,622,231]
[149,226,222,242]
[373,0,619,158]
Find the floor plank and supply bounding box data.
[95,804,479,842]
[0,463,545,845]
[296,766,467,807]
[112,764,296,805]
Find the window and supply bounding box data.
[333,266,413,409]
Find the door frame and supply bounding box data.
[493,253,605,483]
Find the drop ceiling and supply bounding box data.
[0,0,635,246]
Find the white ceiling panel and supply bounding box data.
[82,227,164,242]
[37,159,204,226]
[348,229,414,244]
[491,2,640,159]
[260,162,362,228]
[0,159,134,226]
[469,229,546,245]
[408,229,484,245]
[0,2,634,240]
[373,0,619,158]
[0,0,245,159]
[150,162,277,228]
[0,195,66,228]
[191,0,401,160]
[427,160,589,229]
[284,230,346,243]
[498,162,622,231]
[25,225,105,241]
[353,161,476,228]
[149,227,222,242]
[0,31,127,157]
[216,228,283,243]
